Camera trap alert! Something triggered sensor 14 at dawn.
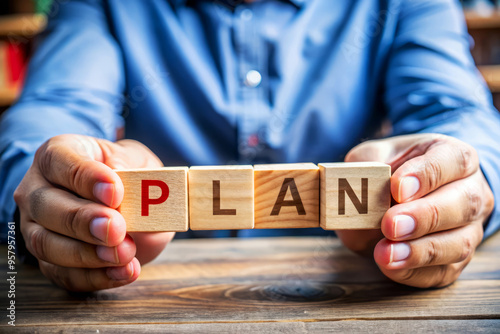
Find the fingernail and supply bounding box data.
[394,215,416,239]
[89,217,110,244]
[93,182,115,207]
[399,176,420,202]
[96,246,119,264]
[390,243,411,263]
[107,262,134,281]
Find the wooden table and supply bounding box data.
[1,233,500,333]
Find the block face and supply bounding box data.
[254,163,319,229]
[116,167,189,232]
[188,165,254,230]
[319,162,391,230]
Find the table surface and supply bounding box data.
[1,233,500,333]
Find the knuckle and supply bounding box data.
[38,261,50,278]
[399,268,419,284]
[457,144,477,175]
[476,222,484,241]
[426,203,441,233]
[433,134,448,141]
[482,181,495,218]
[38,262,63,289]
[36,139,57,176]
[13,184,26,207]
[67,160,89,194]
[28,186,49,221]
[434,265,453,288]
[84,269,100,291]
[62,206,84,238]
[52,265,77,291]
[59,274,77,291]
[462,185,482,222]
[30,228,49,261]
[424,239,440,266]
[459,235,474,262]
[422,158,442,191]
[70,245,85,267]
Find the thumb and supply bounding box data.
[34,134,124,208]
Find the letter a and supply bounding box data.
[271,178,306,216]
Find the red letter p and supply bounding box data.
[141,180,169,216]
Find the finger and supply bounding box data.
[35,135,123,208]
[391,136,479,203]
[105,139,163,169]
[39,258,141,292]
[23,221,136,268]
[381,170,489,241]
[374,223,482,271]
[335,229,384,257]
[377,261,470,289]
[345,134,447,170]
[129,232,175,264]
[27,184,126,246]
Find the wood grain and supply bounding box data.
[116,167,189,232]
[2,233,499,330]
[6,320,500,333]
[189,165,254,230]
[254,163,319,229]
[320,162,391,230]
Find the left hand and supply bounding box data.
[336,134,495,288]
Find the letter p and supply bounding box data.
[141,180,169,216]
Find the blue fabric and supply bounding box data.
[1,0,500,241]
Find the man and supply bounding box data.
[0,0,499,291]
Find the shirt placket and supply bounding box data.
[233,5,270,163]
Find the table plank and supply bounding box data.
[7,320,500,334]
[9,279,500,325]
[1,233,500,328]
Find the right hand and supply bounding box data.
[14,134,174,291]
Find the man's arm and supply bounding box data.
[0,0,125,233]
[336,0,499,288]
[384,0,500,238]
[0,0,174,291]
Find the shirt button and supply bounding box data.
[241,9,253,21]
[244,70,262,87]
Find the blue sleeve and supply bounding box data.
[0,0,125,241]
[384,0,500,239]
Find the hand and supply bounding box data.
[14,134,174,291]
[336,134,494,288]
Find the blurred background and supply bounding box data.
[0,0,498,113]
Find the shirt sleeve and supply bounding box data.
[384,0,500,239]
[0,0,125,241]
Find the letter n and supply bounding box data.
[338,178,368,215]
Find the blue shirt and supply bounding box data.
[1,0,500,240]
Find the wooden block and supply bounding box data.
[116,167,189,232]
[189,165,254,230]
[319,162,391,230]
[254,163,319,229]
